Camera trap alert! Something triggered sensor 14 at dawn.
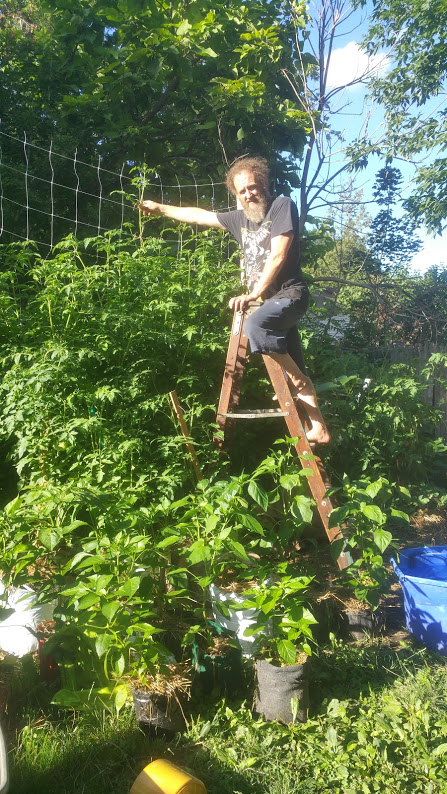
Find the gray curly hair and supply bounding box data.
[225,156,271,197]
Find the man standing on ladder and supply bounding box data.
[139,157,330,445]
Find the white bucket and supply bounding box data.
[0,584,55,657]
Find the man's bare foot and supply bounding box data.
[305,423,331,444]
[265,352,330,444]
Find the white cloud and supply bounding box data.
[326,41,388,90]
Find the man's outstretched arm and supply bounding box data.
[139,200,225,229]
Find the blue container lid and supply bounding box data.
[393,546,447,588]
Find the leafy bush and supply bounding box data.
[308,348,447,499]
[0,229,239,496]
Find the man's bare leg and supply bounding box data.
[267,352,330,444]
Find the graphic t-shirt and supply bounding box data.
[217,196,305,299]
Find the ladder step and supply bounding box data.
[218,408,290,419]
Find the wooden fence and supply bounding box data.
[370,344,447,439]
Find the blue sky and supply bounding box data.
[304,0,447,273]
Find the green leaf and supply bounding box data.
[95,633,112,659]
[328,505,351,528]
[280,473,303,491]
[61,584,88,597]
[52,687,116,711]
[329,538,346,564]
[432,743,447,757]
[238,513,264,534]
[38,527,63,551]
[361,504,385,524]
[228,539,250,561]
[290,697,299,723]
[117,577,140,598]
[199,47,218,58]
[390,509,409,523]
[326,726,338,749]
[64,552,91,573]
[248,480,269,511]
[205,514,218,533]
[187,540,212,565]
[113,684,129,714]
[101,601,120,622]
[217,526,231,540]
[77,592,99,610]
[129,622,161,636]
[277,639,297,665]
[292,494,314,524]
[51,689,96,710]
[365,480,384,499]
[92,575,113,593]
[62,520,88,533]
[184,326,196,341]
[239,757,259,771]
[4,496,23,517]
[113,653,125,676]
[373,528,393,553]
[177,20,191,36]
[156,535,180,549]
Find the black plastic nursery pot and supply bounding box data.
[343,607,380,640]
[254,657,310,724]
[191,620,244,696]
[38,638,59,683]
[132,688,185,735]
[192,643,244,696]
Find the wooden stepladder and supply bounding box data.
[216,305,351,571]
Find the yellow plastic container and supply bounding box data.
[130,759,207,794]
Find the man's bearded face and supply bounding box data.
[233,170,271,223]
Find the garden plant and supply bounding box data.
[0,227,446,793]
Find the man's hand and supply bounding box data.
[139,200,162,216]
[228,294,256,312]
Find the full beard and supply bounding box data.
[242,195,271,223]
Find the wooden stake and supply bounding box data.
[169,390,203,482]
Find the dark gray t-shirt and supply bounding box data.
[217,196,305,299]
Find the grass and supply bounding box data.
[4,639,447,794]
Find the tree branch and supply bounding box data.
[141,76,180,126]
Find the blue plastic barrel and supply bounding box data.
[391,546,447,655]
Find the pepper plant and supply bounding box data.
[236,564,317,665]
[328,474,408,607]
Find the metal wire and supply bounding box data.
[0,130,230,251]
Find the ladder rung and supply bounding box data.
[218,408,290,419]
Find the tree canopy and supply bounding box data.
[0,0,313,189]
[360,0,447,232]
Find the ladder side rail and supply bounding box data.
[215,310,249,448]
[262,355,351,570]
